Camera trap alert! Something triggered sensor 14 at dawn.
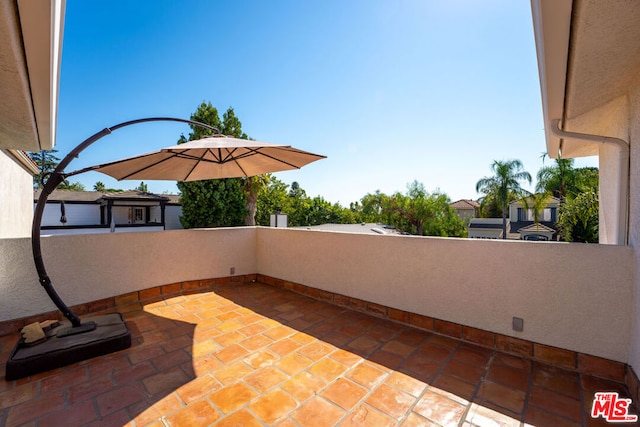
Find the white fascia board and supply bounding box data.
[530,0,573,159]
[17,0,65,151]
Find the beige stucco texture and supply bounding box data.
[0,226,633,363]
[257,228,633,363]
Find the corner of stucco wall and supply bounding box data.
[627,79,640,374]
[0,151,35,238]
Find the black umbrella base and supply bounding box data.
[5,313,131,381]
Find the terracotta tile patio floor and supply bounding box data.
[0,282,636,426]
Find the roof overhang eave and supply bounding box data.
[20,0,65,151]
[531,0,599,159]
[0,0,65,152]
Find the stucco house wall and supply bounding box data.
[627,77,640,375]
[0,150,36,238]
[508,197,560,222]
[41,203,99,227]
[165,205,184,230]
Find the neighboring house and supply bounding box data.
[34,189,184,235]
[518,223,555,241]
[508,196,560,239]
[467,218,506,239]
[468,198,560,240]
[164,194,183,230]
[450,199,480,222]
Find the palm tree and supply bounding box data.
[536,154,576,202]
[520,191,553,230]
[476,160,532,239]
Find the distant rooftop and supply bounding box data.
[295,223,405,235]
[450,199,480,209]
[33,189,177,204]
[468,218,505,229]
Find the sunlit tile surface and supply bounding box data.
[0,282,636,426]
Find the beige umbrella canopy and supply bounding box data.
[91,134,326,181]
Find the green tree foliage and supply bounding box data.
[63,182,86,191]
[536,155,599,200]
[536,154,599,242]
[536,155,575,201]
[177,102,255,228]
[179,178,246,228]
[256,177,290,225]
[384,181,464,237]
[29,150,85,190]
[255,178,357,227]
[358,191,394,225]
[574,167,599,192]
[476,191,505,219]
[136,181,149,192]
[557,189,599,243]
[93,182,123,192]
[356,182,464,237]
[30,150,61,188]
[476,159,532,239]
[520,191,553,229]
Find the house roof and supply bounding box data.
[450,199,480,209]
[468,219,507,230]
[6,149,39,174]
[518,223,556,233]
[296,223,405,235]
[0,0,65,151]
[511,221,556,233]
[101,191,170,202]
[34,189,173,203]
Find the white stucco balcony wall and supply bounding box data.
[0,227,633,364]
[0,228,257,321]
[256,227,632,363]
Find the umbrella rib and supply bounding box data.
[241,147,311,169]
[182,149,210,181]
[116,152,181,180]
[220,148,234,162]
[221,147,250,176]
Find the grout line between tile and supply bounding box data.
[521,354,535,425]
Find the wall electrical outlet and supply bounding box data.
[230,267,235,275]
[512,317,524,332]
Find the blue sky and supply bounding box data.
[56,0,596,205]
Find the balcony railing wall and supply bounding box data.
[0,226,633,364]
[0,228,257,321]
[256,227,633,363]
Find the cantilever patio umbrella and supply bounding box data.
[90,134,326,181]
[6,117,325,380]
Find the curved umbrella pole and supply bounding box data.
[32,117,219,330]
